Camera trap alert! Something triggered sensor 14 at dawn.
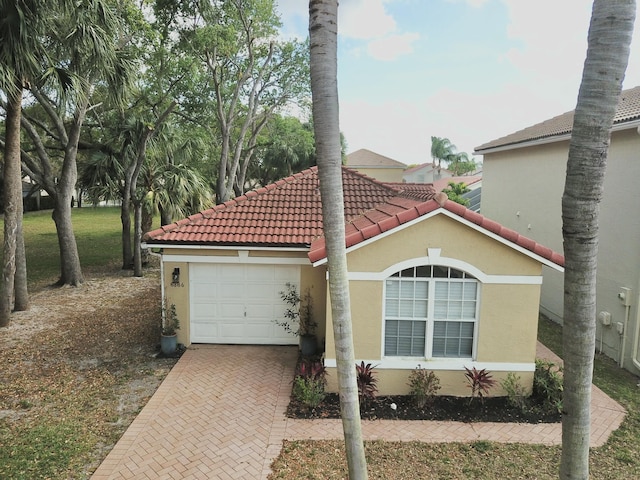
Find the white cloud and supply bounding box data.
[339,0,419,61]
[367,32,421,61]
[339,0,396,39]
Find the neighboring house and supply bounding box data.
[346,148,406,183]
[403,162,453,184]
[475,85,640,376]
[433,175,483,213]
[144,166,564,396]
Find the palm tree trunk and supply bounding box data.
[133,199,143,277]
[52,192,84,286]
[309,1,368,478]
[120,195,133,270]
[0,90,23,326]
[14,210,29,311]
[560,1,635,478]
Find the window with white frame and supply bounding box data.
[384,266,478,358]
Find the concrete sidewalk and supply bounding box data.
[91,344,626,480]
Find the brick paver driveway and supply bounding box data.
[92,345,297,480]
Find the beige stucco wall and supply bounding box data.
[481,128,640,375]
[324,213,545,396]
[352,167,405,183]
[325,368,534,397]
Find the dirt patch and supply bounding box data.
[0,264,179,478]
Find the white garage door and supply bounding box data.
[189,263,300,344]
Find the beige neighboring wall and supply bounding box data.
[352,167,404,183]
[324,212,546,396]
[481,128,640,375]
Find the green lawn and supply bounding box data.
[11,207,123,286]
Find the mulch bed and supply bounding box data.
[287,393,561,424]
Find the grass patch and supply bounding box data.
[17,207,123,286]
[0,206,171,479]
[269,316,640,479]
[0,420,91,480]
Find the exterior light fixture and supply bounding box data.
[171,267,180,286]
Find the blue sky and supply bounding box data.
[277,0,640,166]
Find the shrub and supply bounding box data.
[464,366,496,402]
[274,283,317,337]
[292,359,327,410]
[501,372,528,412]
[356,361,378,406]
[407,365,441,408]
[292,376,326,410]
[162,301,180,336]
[532,359,563,415]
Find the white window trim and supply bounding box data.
[323,357,535,372]
[345,253,543,285]
[160,254,310,265]
[382,268,480,360]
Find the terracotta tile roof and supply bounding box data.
[308,193,565,268]
[144,166,402,247]
[382,182,437,201]
[145,165,562,270]
[402,163,453,176]
[475,85,640,152]
[346,148,407,168]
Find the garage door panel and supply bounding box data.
[189,263,300,345]
[192,284,216,302]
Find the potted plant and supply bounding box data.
[275,283,318,356]
[161,301,180,355]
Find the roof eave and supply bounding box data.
[310,207,564,272]
[142,242,311,252]
[475,119,640,155]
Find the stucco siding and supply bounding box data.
[346,214,542,276]
[325,368,534,397]
[352,167,404,183]
[481,127,640,374]
[477,284,540,363]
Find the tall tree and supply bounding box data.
[157,0,310,204]
[309,1,368,478]
[445,151,477,176]
[18,0,135,285]
[430,135,455,174]
[248,115,316,188]
[442,181,470,206]
[560,1,635,478]
[0,0,53,324]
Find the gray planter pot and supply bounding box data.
[300,334,317,357]
[161,334,177,355]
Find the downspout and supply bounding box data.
[633,282,640,371]
[620,303,631,369]
[147,246,166,303]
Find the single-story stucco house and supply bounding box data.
[143,166,564,396]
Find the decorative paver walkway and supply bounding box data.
[91,344,626,480]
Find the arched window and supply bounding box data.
[384,266,478,358]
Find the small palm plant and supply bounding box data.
[464,366,495,403]
[356,361,379,407]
